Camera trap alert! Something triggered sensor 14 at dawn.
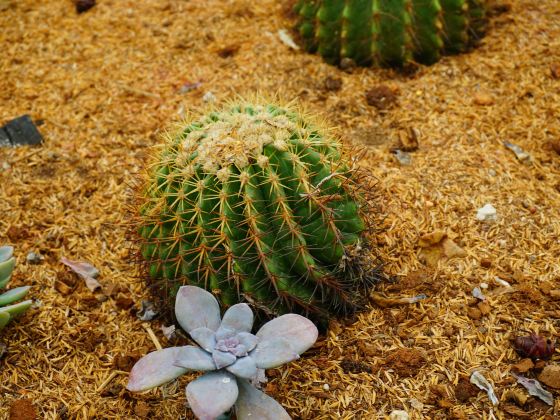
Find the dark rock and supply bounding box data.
[0,128,11,147]
[2,115,43,146]
[74,0,96,13]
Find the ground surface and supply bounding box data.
[1,0,559,419]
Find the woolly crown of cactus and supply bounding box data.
[0,246,32,331]
[127,286,318,420]
[294,0,488,67]
[135,99,384,323]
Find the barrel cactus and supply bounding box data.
[293,0,488,67]
[136,100,383,323]
[0,246,32,331]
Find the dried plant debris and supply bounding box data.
[136,301,158,321]
[418,231,466,267]
[514,334,556,360]
[512,373,554,406]
[470,371,499,406]
[503,141,531,163]
[1,0,559,418]
[60,257,101,292]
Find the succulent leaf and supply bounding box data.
[175,286,221,333]
[236,332,258,353]
[189,327,217,352]
[172,346,216,371]
[256,314,318,355]
[127,347,191,391]
[251,337,299,369]
[0,300,32,318]
[0,257,16,288]
[219,303,254,334]
[186,371,239,420]
[0,246,14,263]
[0,286,31,306]
[0,311,10,330]
[235,379,291,420]
[226,356,258,380]
[212,349,237,369]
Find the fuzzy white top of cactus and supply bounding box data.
[178,109,299,177]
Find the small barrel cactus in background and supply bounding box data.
[0,246,32,331]
[135,99,384,323]
[293,0,488,67]
[127,286,318,419]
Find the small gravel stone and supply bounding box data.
[476,203,497,222]
[26,252,43,264]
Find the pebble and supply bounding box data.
[476,203,497,222]
[488,169,497,176]
[473,92,494,106]
[480,258,492,268]
[26,252,43,264]
[339,57,356,71]
[322,383,330,391]
[467,307,482,320]
[389,410,409,420]
[202,91,216,103]
[538,365,560,389]
[394,150,412,166]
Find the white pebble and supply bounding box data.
[390,410,409,420]
[323,383,330,391]
[476,203,497,222]
[202,91,216,103]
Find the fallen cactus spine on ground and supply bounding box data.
[0,246,32,331]
[135,99,384,322]
[127,286,318,419]
[293,0,488,67]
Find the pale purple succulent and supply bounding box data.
[127,286,318,420]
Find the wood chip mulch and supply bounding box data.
[1,0,559,418]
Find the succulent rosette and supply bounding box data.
[127,286,318,419]
[0,245,32,331]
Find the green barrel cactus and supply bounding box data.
[0,246,32,331]
[136,100,383,322]
[294,0,488,67]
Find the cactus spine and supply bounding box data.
[294,0,488,66]
[0,246,32,331]
[136,100,383,321]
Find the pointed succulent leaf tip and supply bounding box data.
[189,327,217,353]
[0,311,10,330]
[235,378,291,420]
[219,303,254,333]
[186,371,238,420]
[0,286,31,306]
[237,332,258,353]
[212,349,237,369]
[172,346,216,371]
[226,356,258,380]
[256,314,318,355]
[175,286,221,334]
[251,337,299,369]
[0,246,14,263]
[0,300,33,317]
[127,347,190,392]
[0,257,16,288]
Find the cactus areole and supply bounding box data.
[293,0,488,67]
[136,100,383,322]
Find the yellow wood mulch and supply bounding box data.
[1,0,559,418]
